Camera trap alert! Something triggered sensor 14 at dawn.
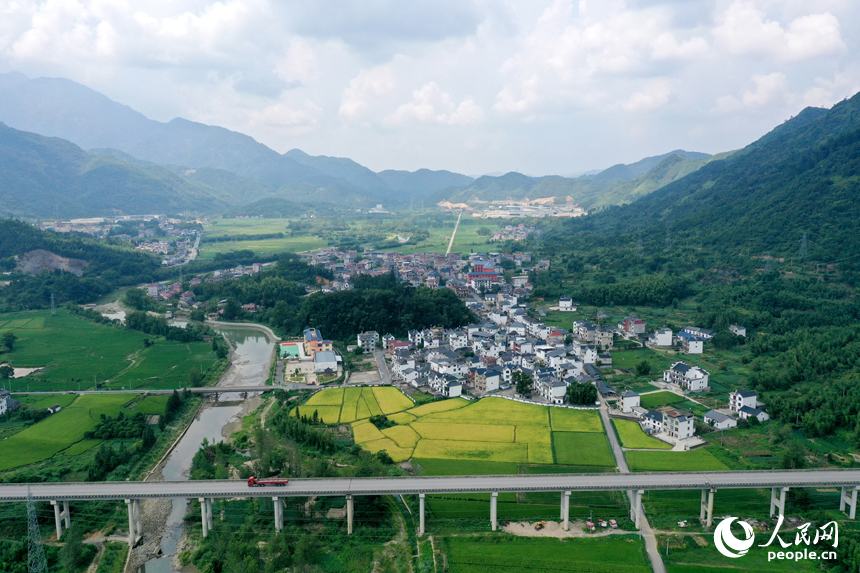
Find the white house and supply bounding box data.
[313,351,338,373]
[641,410,664,433]
[559,297,576,311]
[663,362,710,392]
[577,344,598,364]
[729,389,757,413]
[649,328,673,347]
[678,331,704,354]
[704,410,738,430]
[680,326,715,340]
[729,325,747,337]
[665,410,696,439]
[738,406,770,423]
[620,391,640,413]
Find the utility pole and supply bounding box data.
[50,293,56,316]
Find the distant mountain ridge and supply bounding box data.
[553,92,860,259]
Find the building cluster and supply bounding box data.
[146,263,266,305]
[302,249,540,294]
[491,224,538,242]
[359,292,618,404]
[703,389,770,429]
[617,391,698,441]
[277,328,340,374]
[646,324,747,355]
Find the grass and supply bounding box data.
[658,533,822,573]
[61,439,101,456]
[17,394,78,410]
[132,395,169,415]
[0,310,221,392]
[388,412,417,425]
[373,386,414,414]
[414,458,518,476]
[352,421,385,442]
[515,425,555,464]
[361,438,413,462]
[550,408,604,432]
[298,386,414,424]
[0,394,134,470]
[639,391,686,409]
[626,448,730,471]
[612,419,673,449]
[444,536,652,573]
[553,432,616,466]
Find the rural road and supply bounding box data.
[600,396,667,573]
[445,212,462,255]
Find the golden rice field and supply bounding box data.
[299,391,617,466]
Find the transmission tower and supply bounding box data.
[664,224,672,253]
[800,233,808,260]
[50,294,56,316]
[27,489,48,573]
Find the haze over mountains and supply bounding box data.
[0,71,836,220]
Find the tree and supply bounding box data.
[0,365,13,379]
[60,525,84,572]
[567,383,598,405]
[634,360,652,376]
[513,370,533,396]
[1,331,17,352]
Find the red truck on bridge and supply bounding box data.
[247,476,290,487]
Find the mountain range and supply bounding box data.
[0,71,772,218]
[552,90,860,260]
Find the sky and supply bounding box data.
[1,0,859,176]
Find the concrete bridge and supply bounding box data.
[3,469,858,546]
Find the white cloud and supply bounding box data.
[384,81,485,126]
[624,80,673,112]
[713,72,787,113]
[275,38,317,85]
[250,99,321,130]
[339,66,396,120]
[713,1,845,60]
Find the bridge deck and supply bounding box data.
[2,470,859,502]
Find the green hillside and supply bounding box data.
[0,123,229,218]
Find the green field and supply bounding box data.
[0,394,135,470]
[626,448,730,471]
[445,536,652,573]
[550,408,604,432]
[553,432,616,466]
[612,419,673,449]
[0,310,221,392]
[659,533,823,573]
[131,395,169,415]
[639,391,686,409]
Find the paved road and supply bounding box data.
[600,397,666,573]
[374,350,391,384]
[3,470,859,502]
[445,212,462,255]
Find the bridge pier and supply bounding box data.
[700,489,716,527]
[490,492,498,531]
[561,491,570,531]
[346,495,354,535]
[273,497,284,532]
[198,498,213,537]
[840,486,858,519]
[124,499,142,547]
[418,493,425,536]
[629,490,644,529]
[50,500,70,540]
[770,487,788,517]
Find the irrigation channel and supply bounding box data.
[137,324,275,573]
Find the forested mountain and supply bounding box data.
[0,123,231,218]
[0,72,717,211]
[589,149,710,182]
[377,168,474,198]
[0,219,160,309]
[430,151,719,208]
[548,91,860,260]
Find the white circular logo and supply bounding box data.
[714,517,755,558]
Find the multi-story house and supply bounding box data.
[663,362,710,391]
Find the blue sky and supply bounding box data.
[1,0,858,175]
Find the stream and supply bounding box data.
[141,325,275,573]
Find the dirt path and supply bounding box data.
[445,212,462,255]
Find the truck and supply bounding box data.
[247,476,290,487]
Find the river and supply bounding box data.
[140,325,275,573]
